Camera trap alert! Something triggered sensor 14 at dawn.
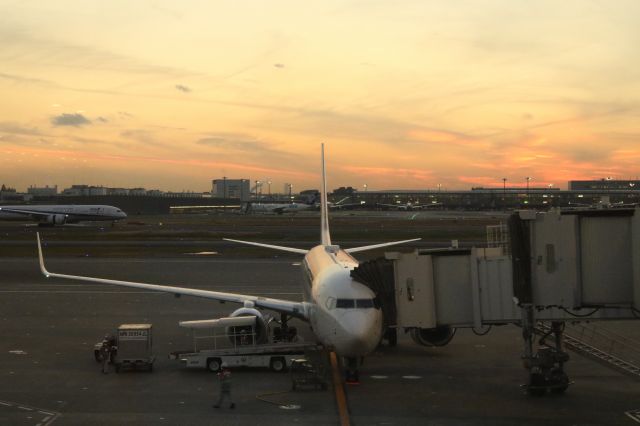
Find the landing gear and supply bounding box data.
[345,357,360,384]
[521,313,571,396]
[272,313,298,343]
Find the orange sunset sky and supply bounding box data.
[1,1,639,193]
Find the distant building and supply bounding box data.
[61,185,107,196]
[332,186,356,195]
[164,191,203,198]
[88,186,107,196]
[569,179,640,191]
[212,178,250,201]
[129,188,148,196]
[0,184,29,202]
[61,185,89,196]
[27,185,58,196]
[108,188,130,196]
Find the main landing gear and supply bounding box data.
[272,313,298,343]
[521,310,571,396]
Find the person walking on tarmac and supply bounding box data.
[213,363,235,409]
[100,334,116,374]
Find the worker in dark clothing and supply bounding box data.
[100,334,116,374]
[213,363,235,409]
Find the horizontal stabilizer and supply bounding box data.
[179,316,256,329]
[345,238,421,253]
[223,238,308,254]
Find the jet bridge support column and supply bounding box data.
[513,211,571,395]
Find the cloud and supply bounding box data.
[0,28,195,77]
[175,84,191,93]
[96,116,108,123]
[0,122,44,136]
[196,133,298,163]
[274,63,285,68]
[51,113,91,127]
[120,129,165,147]
[197,135,265,151]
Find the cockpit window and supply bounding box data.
[336,299,355,308]
[355,299,374,308]
[335,298,376,309]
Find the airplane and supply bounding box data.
[245,194,364,214]
[244,195,318,215]
[328,196,366,210]
[36,144,420,381]
[566,195,638,210]
[0,204,127,226]
[377,201,442,211]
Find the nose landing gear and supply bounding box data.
[345,357,360,384]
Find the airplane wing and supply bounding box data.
[346,238,421,253]
[223,238,308,254]
[330,201,366,209]
[36,234,309,320]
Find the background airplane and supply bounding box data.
[245,195,365,214]
[243,195,319,214]
[376,201,442,211]
[0,204,127,226]
[36,145,419,381]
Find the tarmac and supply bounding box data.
[1,215,640,425]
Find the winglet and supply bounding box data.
[36,232,51,278]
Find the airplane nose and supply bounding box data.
[339,311,382,355]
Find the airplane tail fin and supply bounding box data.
[320,144,331,246]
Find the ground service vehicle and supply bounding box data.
[170,316,322,372]
[113,324,155,372]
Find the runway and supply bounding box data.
[1,256,639,425]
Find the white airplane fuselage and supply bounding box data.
[249,202,315,214]
[0,204,127,224]
[302,245,383,357]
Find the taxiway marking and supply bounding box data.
[0,399,60,425]
[626,409,640,423]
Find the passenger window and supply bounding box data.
[336,299,355,308]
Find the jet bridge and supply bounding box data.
[353,208,640,394]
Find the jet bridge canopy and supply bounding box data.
[352,208,640,329]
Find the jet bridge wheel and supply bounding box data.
[207,358,222,373]
[549,368,569,394]
[526,373,547,396]
[270,357,287,372]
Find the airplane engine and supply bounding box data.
[46,214,67,225]
[410,325,456,347]
[227,307,268,345]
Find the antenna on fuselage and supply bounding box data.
[320,143,332,246]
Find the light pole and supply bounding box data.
[501,178,507,209]
[255,180,261,201]
[526,177,532,205]
[288,183,293,202]
[223,176,227,210]
[267,180,272,199]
